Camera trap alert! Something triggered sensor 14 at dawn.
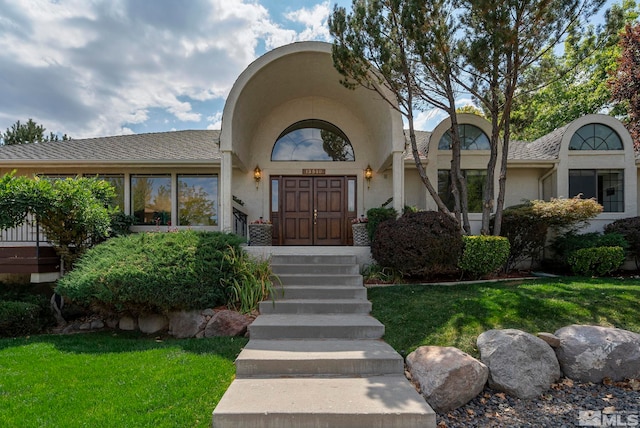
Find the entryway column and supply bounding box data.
[220,150,233,232]
[392,150,404,216]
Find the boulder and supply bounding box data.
[537,332,561,348]
[406,346,488,412]
[119,315,137,331]
[168,310,207,339]
[554,325,640,383]
[205,310,252,337]
[477,329,561,399]
[138,314,168,334]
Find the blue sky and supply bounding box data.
[0,0,618,139]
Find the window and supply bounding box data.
[271,119,355,161]
[569,124,623,150]
[178,175,218,226]
[438,124,490,150]
[438,170,486,212]
[95,174,125,210]
[569,169,624,212]
[131,175,171,225]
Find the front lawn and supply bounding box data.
[0,333,247,428]
[368,277,640,357]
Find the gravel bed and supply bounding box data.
[437,378,640,427]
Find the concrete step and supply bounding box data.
[259,298,371,314]
[270,254,357,265]
[277,273,363,286]
[235,339,403,378]
[248,314,384,340]
[212,376,436,428]
[271,285,367,300]
[271,263,360,275]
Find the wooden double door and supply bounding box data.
[271,176,356,246]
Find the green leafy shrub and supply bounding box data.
[56,231,245,314]
[553,232,628,267]
[460,235,510,279]
[568,246,625,276]
[605,217,640,267]
[109,211,136,237]
[371,211,463,278]
[0,300,46,337]
[366,207,398,241]
[222,247,277,315]
[498,203,549,271]
[529,196,603,232]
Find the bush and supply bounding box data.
[0,300,46,337]
[366,207,398,241]
[529,197,603,232]
[56,231,245,315]
[553,232,628,267]
[371,211,463,278]
[605,217,640,267]
[460,235,510,279]
[568,246,625,276]
[498,203,548,271]
[222,247,276,315]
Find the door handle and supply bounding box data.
[314,209,318,225]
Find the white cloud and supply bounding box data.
[207,112,223,130]
[285,2,331,41]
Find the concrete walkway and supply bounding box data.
[212,254,435,428]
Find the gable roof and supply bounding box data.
[0,130,221,164]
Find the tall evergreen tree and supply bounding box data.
[1,118,69,145]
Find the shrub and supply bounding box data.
[498,203,548,271]
[56,231,245,315]
[371,211,463,278]
[222,247,277,315]
[0,300,46,337]
[568,246,625,276]
[605,217,640,267]
[460,235,510,279]
[366,207,398,241]
[529,196,603,232]
[553,232,628,267]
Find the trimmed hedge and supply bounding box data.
[568,246,626,276]
[372,211,463,278]
[0,300,46,337]
[553,232,628,267]
[460,235,510,279]
[605,217,640,266]
[56,231,245,314]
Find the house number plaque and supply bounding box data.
[302,169,326,175]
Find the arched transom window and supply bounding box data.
[438,124,490,150]
[271,119,355,161]
[569,123,623,150]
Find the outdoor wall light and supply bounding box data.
[364,165,373,189]
[254,165,262,189]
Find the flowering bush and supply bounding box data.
[251,217,271,224]
[352,215,368,224]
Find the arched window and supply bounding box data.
[438,124,490,150]
[271,120,355,161]
[569,124,623,150]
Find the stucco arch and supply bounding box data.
[220,41,403,170]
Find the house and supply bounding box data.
[0,41,636,280]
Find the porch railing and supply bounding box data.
[0,216,47,245]
[233,206,248,238]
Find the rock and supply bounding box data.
[554,325,640,383]
[168,310,207,339]
[90,319,104,330]
[406,346,488,412]
[79,322,91,330]
[202,308,215,317]
[204,310,252,337]
[105,318,119,329]
[477,329,561,399]
[138,314,168,334]
[538,332,561,348]
[118,315,137,331]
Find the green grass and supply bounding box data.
[0,332,247,428]
[368,277,640,357]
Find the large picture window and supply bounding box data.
[178,175,218,226]
[271,119,355,161]
[438,124,490,150]
[95,174,125,210]
[569,169,624,212]
[131,175,172,225]
[438,169,486,212]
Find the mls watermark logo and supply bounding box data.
[579,410,639,427]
